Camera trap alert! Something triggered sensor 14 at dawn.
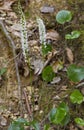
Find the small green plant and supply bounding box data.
[0,68,6,76]
[65,30,81,40]
[37,17,52,55]
[44,124,50,130]
[42,44,52,55]
[67,64,84,82]
[8,118,40,130]
[70,89,84,104]
[56,10,72,24]
[75,118,84,126]
[42,65,55,82]
[49,102,70,126]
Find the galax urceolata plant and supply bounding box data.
[8,2,84,129]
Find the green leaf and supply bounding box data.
[49,108,57,122]
[65,34,72,39]
[61,114,70,126]
[8,118,30,130]
[49,102,69,125]
[31,120,40,130]
[0,68,7,76]
[14,118,29,125]
[70,89,84,104]
[53,107,67,124]
[56,10,72,24]
[8,123,24,130]
[75,118,84,126]
[67,64,84,82]
[44,124,50,130]
[42,44,52,55]
[65,30,81,40]
[71,30,81,39]
[42,66,55,82]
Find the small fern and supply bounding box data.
[18,0,29,63]
[37,18,46,46]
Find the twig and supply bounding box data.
[0,20,23,116]
[23,89,33,130]
[75,82,84,88]
[40,113,49,126]
[23,89,33,119]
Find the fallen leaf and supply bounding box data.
[40,5,55,13]
[0,116,7,126]
[24,64,30,77]
[33,59,44,75]
[46,30,60,41]
[66,47,74,63]
[51,76,61,84]
[0,0,16,11]
[52,60,63,73]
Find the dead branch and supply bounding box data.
[0,20,23,116]
[23,89,33,120]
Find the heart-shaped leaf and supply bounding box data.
[67,64,84,82]
[70,89,84,104]
[56,10,72,24]
[42,66,55,82]
[49,102,69,125]
[65,30,81,40]
[75,118,84,126]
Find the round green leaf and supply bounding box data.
[53,107,67,124]
[65,34,72,39]
[56,10,72,24]
[65,30,81,40]
[67,64,84,82]
[49,102,69,125]
[75,118,84,126]
[42,66,55,82]
[70,89,84,104]
[71,30,81,39]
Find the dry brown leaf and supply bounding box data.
[0,0,16,11]
[0,116,7,126]
[24,64,30,77]
[46,30,60,41]
[51,76,61,84]
[66,47,74,64]
[52,60,63,73]
[33,59,44,75]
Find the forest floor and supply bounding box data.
[0,0,84,130]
